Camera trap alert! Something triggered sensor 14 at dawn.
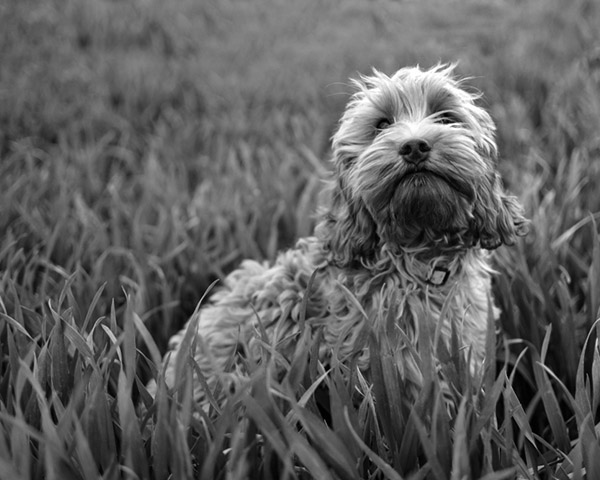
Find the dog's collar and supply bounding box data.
[383,244,460,287]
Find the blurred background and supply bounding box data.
[1,0,599,350]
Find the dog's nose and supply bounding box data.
[399,139,431,164]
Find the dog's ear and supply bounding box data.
[472,171,529,249]
[315,176,379,268]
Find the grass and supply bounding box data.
[1,0,600,477]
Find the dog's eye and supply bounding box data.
[435,112,458,125]
[375,118,392,131]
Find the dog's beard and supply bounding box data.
[387,173,474,245]
[351,149,478,249]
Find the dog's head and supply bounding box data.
[318,64,528,267]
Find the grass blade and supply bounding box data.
[343,407,405,480]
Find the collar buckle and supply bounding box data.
[426,266,451,286]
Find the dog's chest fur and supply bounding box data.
[177,236,494,401]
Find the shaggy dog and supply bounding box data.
[158,64,528,410]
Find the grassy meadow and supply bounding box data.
[1,0,600,478]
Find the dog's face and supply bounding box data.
[320,65,528,266]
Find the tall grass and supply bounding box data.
[1,0,600,477]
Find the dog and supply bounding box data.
[157,64,528,410]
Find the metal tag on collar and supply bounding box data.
[426,266,451,286]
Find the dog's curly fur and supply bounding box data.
[157,64,528,409]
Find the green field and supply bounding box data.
[2,0,600,478]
